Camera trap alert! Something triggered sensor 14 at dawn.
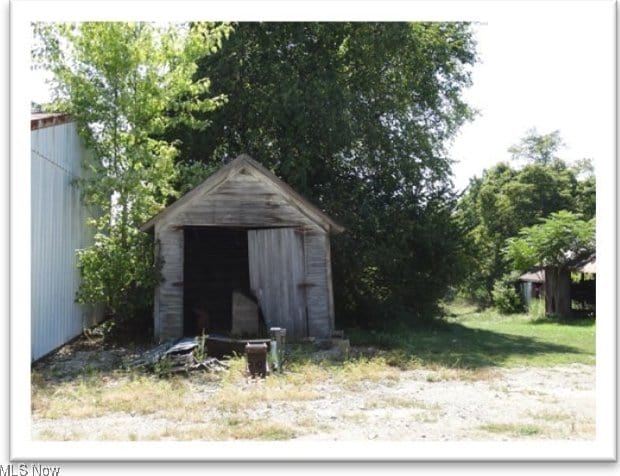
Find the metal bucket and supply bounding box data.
[245,342,268,378]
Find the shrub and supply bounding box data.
[492,275,524,314]
[76,229,160,324]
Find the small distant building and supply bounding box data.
[31,113,102,361]
[518,268,545,307]
[142,154,344,342]
[517,253,596,316]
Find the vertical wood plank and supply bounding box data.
[324,231,336,333]
[248,228,306,339]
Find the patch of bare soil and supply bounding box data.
[31,341,595,442]
[32,335,148,380]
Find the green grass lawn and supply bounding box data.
[346,300,595,369]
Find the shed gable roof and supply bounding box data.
[518,268,545,283]
[142,154,344,233]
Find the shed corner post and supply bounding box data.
[153,222,185,342]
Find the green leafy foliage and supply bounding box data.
[175,160,220,196]
[504,211,595,272]
[165,22,478,326]
[33,22,230,323]
[75,231,160,318]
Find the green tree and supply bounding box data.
[33,22,230,323]
[456,130,595,306]
[165,22,478,326]
[508,128,565,166]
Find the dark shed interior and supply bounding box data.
[183,227,250,336]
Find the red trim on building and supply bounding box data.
[31,113,72,130]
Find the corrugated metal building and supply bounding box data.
[142,154,344,342]
[31,113,101,361]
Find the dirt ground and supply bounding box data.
[31,340,595,441]
[293,364,595,441]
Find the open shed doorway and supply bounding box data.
[183,227,251,336]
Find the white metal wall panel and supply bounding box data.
[31,122,99,361]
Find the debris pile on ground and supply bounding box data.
[129,337,229,374]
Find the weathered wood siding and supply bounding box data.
[154,223,184,341]
[155,225,336,341]
[161,168,317,229]
[303,230,334,338]
[248,228,307,338]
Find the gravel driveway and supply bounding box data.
[292,364,595,440]
[32,358,595,441]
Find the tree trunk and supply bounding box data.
[544,266,571,318]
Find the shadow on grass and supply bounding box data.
[346,321,587,369]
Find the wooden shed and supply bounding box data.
[142,154,344,342]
